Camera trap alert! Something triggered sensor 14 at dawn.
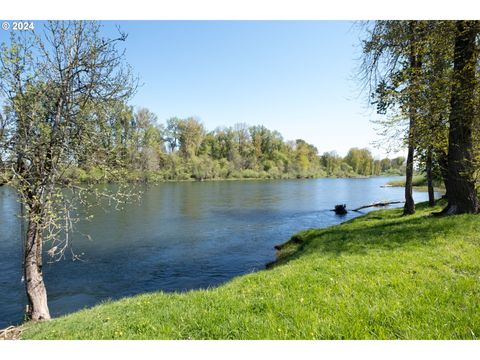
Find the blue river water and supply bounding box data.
[0,177,436,328]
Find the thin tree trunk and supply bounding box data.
[404,21,420,216]
[426,148,435,206]
[404,136,415,215]
[435,150,449,201]
[24,213,50,321]
[443,21,479,215]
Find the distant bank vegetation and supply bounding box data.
[40,107,406,183]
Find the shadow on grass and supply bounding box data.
[268,200,467,269]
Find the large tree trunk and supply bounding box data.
[426,148,435,206]
[443,21,479,215]
[24,214,50,321]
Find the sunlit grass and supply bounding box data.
[22,200,480,339]
[386,174,446,190]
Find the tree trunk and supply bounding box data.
[404,21,421,216]
[404,137,415,215]
[443,21,479,215]
[426,148,435,206]
[24,215,51,321]
[435,149,449,200]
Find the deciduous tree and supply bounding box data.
[0,21,136,320]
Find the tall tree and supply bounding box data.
[165,117,181,153]
[361,21,418,214]
[411,21,455,206]
[442,21,480,214]
[403,20,425,215]
[361,21,450,214]
[0,21,135,320]
[177,117,205,159]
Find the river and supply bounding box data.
[0,177,436,327]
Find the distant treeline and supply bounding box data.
[61,106,405,183]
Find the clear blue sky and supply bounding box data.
[1,20,395,157]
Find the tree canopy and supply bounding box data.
[360,20,480,215]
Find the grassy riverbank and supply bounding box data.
[58,167,400,184]
[1,169,399,187]
[385,175,446,193]
[22,200,480,339]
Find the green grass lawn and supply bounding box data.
[22,200,480,339]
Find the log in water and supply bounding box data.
[352,201,404,212]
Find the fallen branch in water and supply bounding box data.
[352,201,404,212]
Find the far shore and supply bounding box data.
[384,175,446,194]
[0,173,405,188]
